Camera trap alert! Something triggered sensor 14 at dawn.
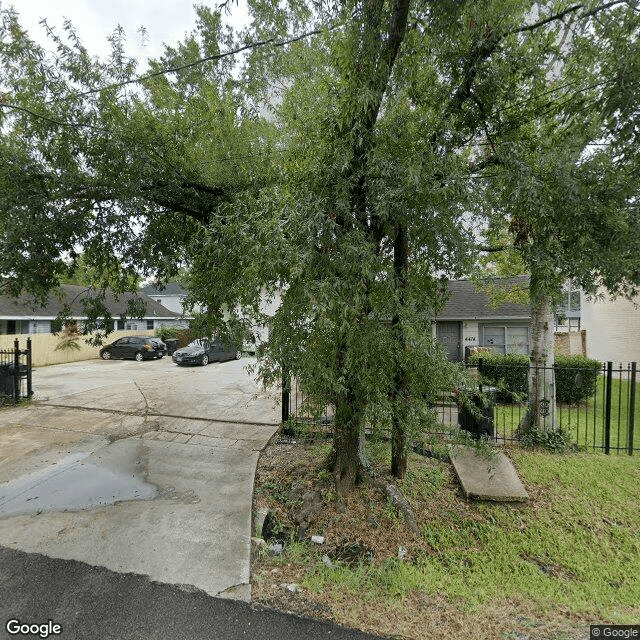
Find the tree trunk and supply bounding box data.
[332,390,368,495]
[329,0,411,493]
[520,278,556,432]
[391,222,408,478]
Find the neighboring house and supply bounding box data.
[241,288,282,353]
[580,290,640,365]
[139,282,197,316]
[554,279,581,332]
[0,285,186,335]
[434,277,531,361]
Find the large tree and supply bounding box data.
[474,1,640,431]
[1,0,638,496]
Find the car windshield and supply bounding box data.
[188,340,209,348]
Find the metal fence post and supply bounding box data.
[13,339,20,403]
[629,362,636,456]
[26,337,33,398]
[604,361,613,454]
[281,365,291,431]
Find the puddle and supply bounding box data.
[0,442,157,518]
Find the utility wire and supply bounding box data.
[49,24,337,103]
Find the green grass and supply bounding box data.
[301,451,640,622]
[493,377,640,453]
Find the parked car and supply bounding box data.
[172,339,241,366]
[99,336,166,362]
[149,338,167,357]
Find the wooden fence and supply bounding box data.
[0,330,156,367]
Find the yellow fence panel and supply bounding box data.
[0,330,156,367]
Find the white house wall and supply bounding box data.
[151,295,185,315]
[462,321,479,351]
[581,291,640,365]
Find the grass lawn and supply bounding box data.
[492,376,640,453]
[252,439,640,640]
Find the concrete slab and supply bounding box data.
[0,356,279,602]
[449,445,529,502]
[0,437,261,600]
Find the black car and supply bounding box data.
[172,339,241,366]
[99,336,166,362]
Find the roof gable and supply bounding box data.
[0,285,181,320]
[436,277,531,320]
[140,282,187,297]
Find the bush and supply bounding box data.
[467,353,602,405]
[554,355,602,404]
[467,353,528,403]
[521,426,580,453]
[155,326,183,341]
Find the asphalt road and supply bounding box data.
[0,545,386,640]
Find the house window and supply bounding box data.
[482,326,505,354]
[6,320,16,335]
[147,320,154,330]
[481,325,529,355]
[117,320,125,330]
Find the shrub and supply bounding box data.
[155,326,183,341]
[521,426,579,453]
[467,353,602,405]
[554,355,602,404]
[467,353,528,403]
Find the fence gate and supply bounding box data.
[0,338,33,404]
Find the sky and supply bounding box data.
[3,0,249,67]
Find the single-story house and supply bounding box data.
[0,285,186,335]
[434,277,531,361]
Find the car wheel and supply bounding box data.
[201,354,209,366]
[101,350,112,360]
[235,350,242,360]
[134,352,144,362]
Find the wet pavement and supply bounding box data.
[0,357,279,602]
[0,441,156,518]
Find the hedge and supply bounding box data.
[467,353,602,404]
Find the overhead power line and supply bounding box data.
[51,24,337,103]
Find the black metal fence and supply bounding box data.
[281,374,333,433]
[0,338,33,405]
[432,360,637,455]
[283,359,637,455]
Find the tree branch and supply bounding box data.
[514,3,583,34]
[475,244,510,253]
[0,102,104,130]
[49,24,339,104]
[513,1,629,34]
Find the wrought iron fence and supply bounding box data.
[283,359,637,455]
[0,338,33,405]
[432,360,637,455]
[281,374,333,435]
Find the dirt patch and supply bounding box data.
[250,434,590,640]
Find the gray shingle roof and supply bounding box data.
[140,282,187,297]
[0,285,181,319]
[436,276,531,320]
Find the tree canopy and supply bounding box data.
[1,0,638,491]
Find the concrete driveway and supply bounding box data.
[0,356,279,601]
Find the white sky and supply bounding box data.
[3,0,249,67]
